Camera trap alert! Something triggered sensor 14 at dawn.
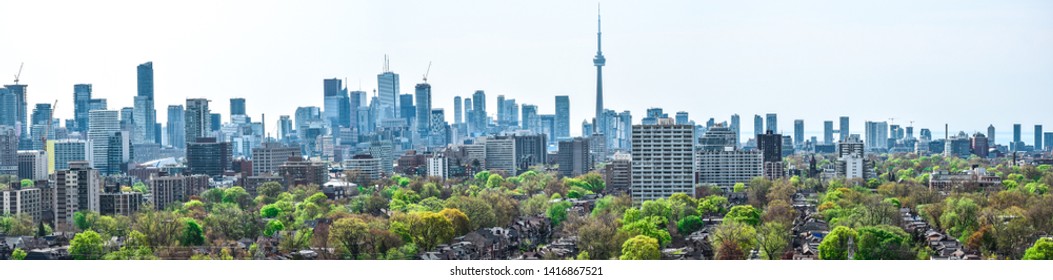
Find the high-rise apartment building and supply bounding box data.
[630,118,695,202]
[558,137,592,178]
[185,98,211,147]
[54,161,101,231]
[757,130,784,179]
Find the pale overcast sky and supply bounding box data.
[1,0,1051,143]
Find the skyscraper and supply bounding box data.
[765,113,778,134]
[1013,123,1022,151]
[675,112,689,125]
[555,95,570,140]
[135,62,157,144]
[521,105,539,133]
[210,113,221,132]
[987,125,996,147]
[453,96,463,125]
[753,115,763,140]
[1035,125,1044,150]
[167,105,185,149]
[278,115,292,140]
[399,93,415,127]
[415,83,432,138]
[593,7,606,134]
[865,121,889,150]
[472,90,487,134]
[0,88,16,129]
[348,90,367,129]
[2,84,28,141]
[496,95,506,126]
[88,110,120,173]
[377,56,400,121]
[793,119,804,146]
[323,78,351,129]
[74,84,93,133]
[730,114,740,148]
[823,120,834,144]
[230,98,246,116]
[839,116,850,141]
[185,99,211,147]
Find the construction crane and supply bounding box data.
[14,62,23,84]
[41,99,57,145]
[422,61,432,83]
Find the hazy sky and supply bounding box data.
[2,0,1051,144]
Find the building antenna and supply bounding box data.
[383,55,390,72]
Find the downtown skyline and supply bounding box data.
[1,0,1051,144]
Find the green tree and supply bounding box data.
[20,179,33,188]
[329,217,369,259]
[201,188,226,204]
[756,222,790,260]
[479,189,519,227]
[131,182,148,193]
[520,193,550,217]
[1023,237,1053,260]
[818,226,857,260]
[445,195,497,230]
[640,199,672,222]
[939,197,979,240]
[724,205,762,227]
[854,225,913,260]
[203,203,262,241]
[258,182,283,197]
[579,172,606,193]
[264,219,285,237]
[180,218,205,246]
[733,183,746,193]
[619,235,660,260]
[222,186,252,209]
[260,204,281,218]
[711,221,757,260]
[1,214,34,236]
[676,215,703,234]
[409,212,455,251]
[569,213,625,260]
[546,200,573,226]
[697,195,730,217]
[620,216,672,246]
[474,171,492,184]
[10,248,26,260]
[486,174,505,189]
[133,210,183,247]
[440,208,471,236]
[70,230,105,260]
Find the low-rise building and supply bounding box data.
[100,192,144,216]
[1,187,43,223]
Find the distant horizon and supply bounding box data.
[1,0,1050,144]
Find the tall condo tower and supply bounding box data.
[593,5,606,133]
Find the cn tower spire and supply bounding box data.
[593,3,606,134]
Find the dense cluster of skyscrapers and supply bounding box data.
[2,10,1052,234]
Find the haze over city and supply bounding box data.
[1,0,1051,143]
